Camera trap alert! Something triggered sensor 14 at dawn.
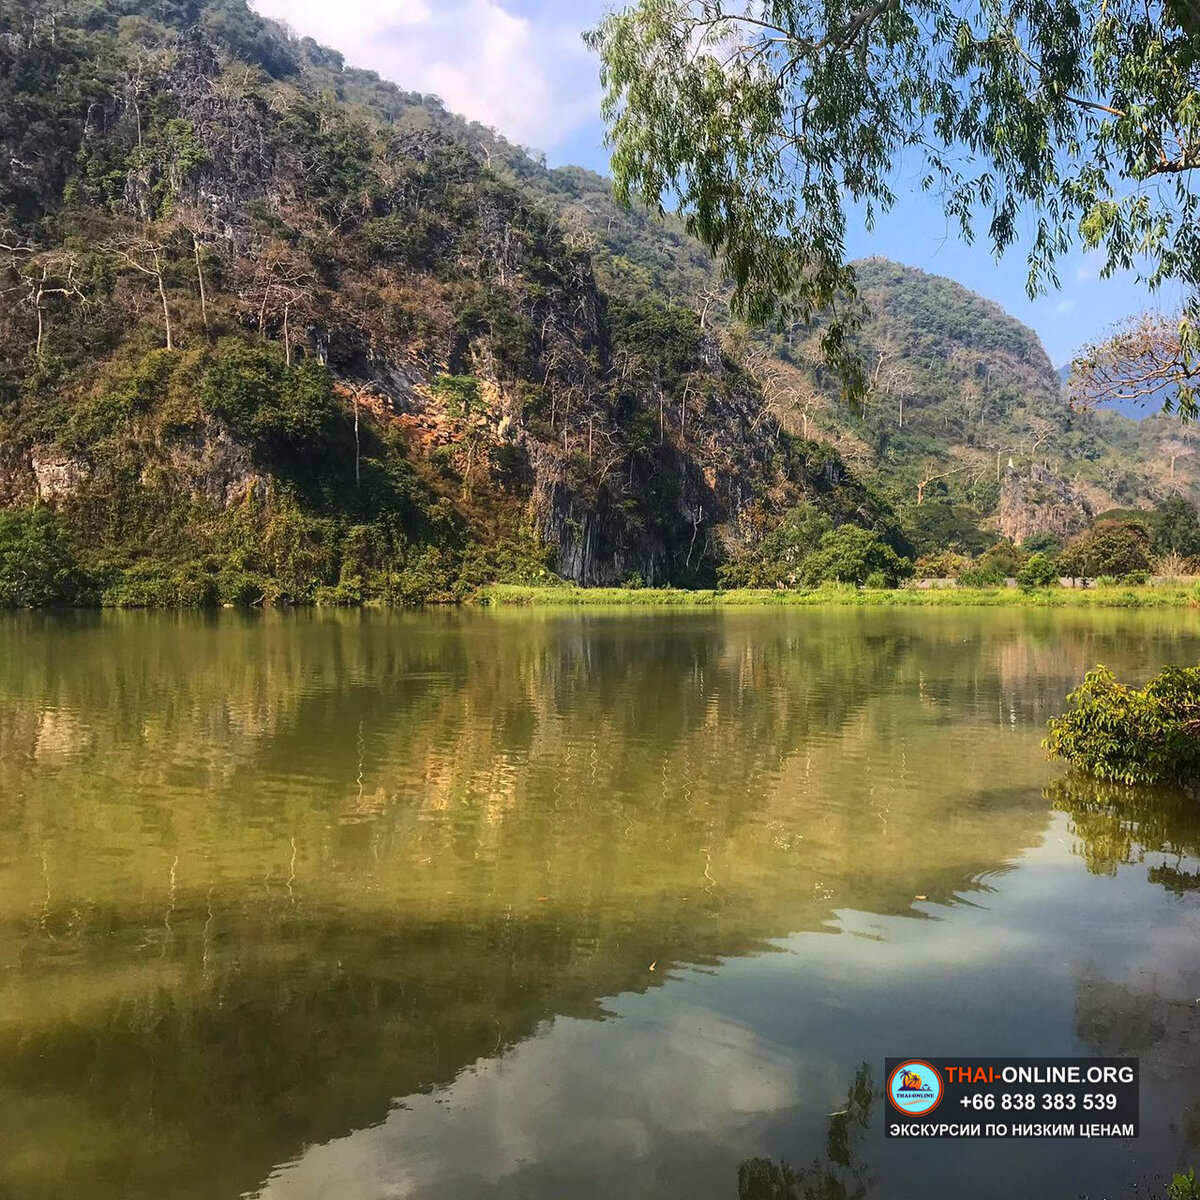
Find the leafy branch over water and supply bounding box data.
[1045,665,1200,786]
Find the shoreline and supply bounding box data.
[476,584,1199,610]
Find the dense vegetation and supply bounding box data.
[0,0,1195,608]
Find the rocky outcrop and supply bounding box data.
[159,422,267,507]
[998,464,1093,545]
[29,447,90,503]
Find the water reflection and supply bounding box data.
[1048,774,1200,888]
[1051,772,1200,1163]
[738,1065,874,1200]
[0,609,1196,1199]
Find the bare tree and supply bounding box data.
[1021,417,1055,469]
[2,241,88,359]
[337,382,381,488]
[1069,310,1198,416]
[988,441,1019,481]
[697,286,723,331]
[869,348,914,428]
[104,233,175,350]
[1164,437,1195,487]
[742,338,825,438]
[916,460,966,506]
[170,207,216,332]
[245,240,316,364]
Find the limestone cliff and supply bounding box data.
[998,465,1093,545]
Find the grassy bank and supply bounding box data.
[477,583,1200,609]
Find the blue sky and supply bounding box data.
[251,0,1179,369]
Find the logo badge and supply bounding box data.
[888,1060,944,1116]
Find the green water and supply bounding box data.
[1,608,1198,1200]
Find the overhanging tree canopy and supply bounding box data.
[587,0,1200,413]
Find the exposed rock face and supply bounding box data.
[29,447,90,503]
[160,422,266,507]
[998,464,1093,545]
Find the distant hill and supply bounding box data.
[772,260,1194,520]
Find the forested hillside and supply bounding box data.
[0,0,1191,605]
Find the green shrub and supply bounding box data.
[102,563,216,608]
[1045,665,1200,785]
[216,567,268,606]
[718,502,833,587]
[976,538,1026,577]
[1022,530,1064,556]
[1017,552,1060,590]
[315,577,364,606]
[915,550,968,579]
[0,508,91,607]
[958,565,1007,587]
[430,374,482,418]
[863,570,891,589]
[202,340,340,465]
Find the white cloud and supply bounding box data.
[254,1002,800,1199]
[1055,298,1077,316]
[251,0,604,152]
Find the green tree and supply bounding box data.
[902,502,994,557]
[1046,665,1200,785]
[202,340,340,464]
[1154,495,1200,557]
[1022,530,1064,556]
[720,500,832,586]
[1016,552,1060,589]
[589,1,1200,410]
[801,524,912,587]
[1059,520,1153,578]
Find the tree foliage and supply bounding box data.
[202,340,340,464]
[800,524,912,587]
[718,500,832,585]
[0,0,1194,605]
[1017,551,1059,589]
[1046,665,1200,786]
[1058,520,1152,578]
[1154,495,1200,557]
[589,0,1200,411]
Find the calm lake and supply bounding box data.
[1,608,1198,1200]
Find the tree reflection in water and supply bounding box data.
[1047,774,1200,889]
[738,1065,874,1200]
